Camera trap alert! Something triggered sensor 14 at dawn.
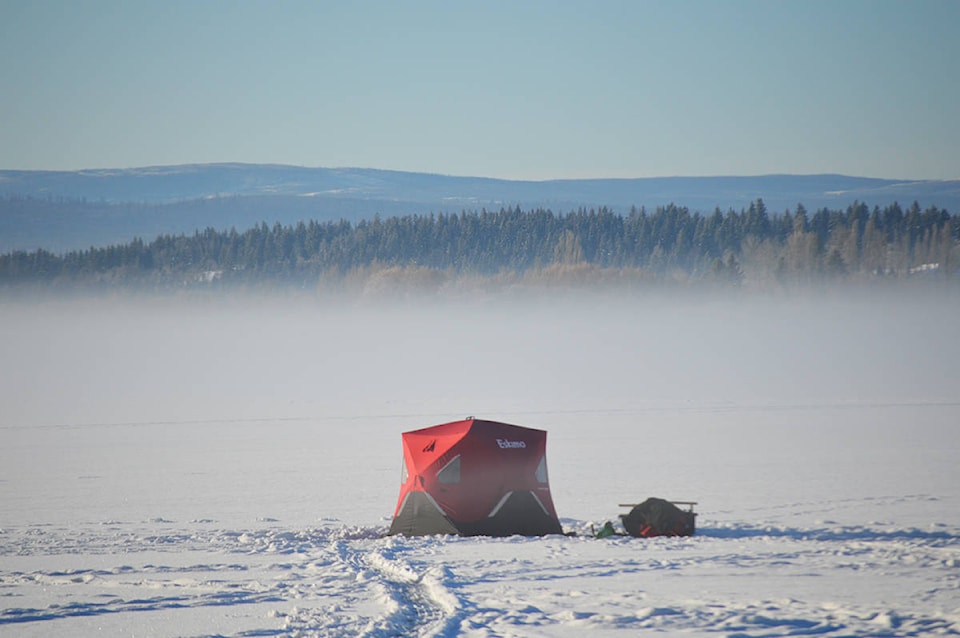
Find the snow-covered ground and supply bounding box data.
[2,290,959,637]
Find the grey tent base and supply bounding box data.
[389,490,563,537]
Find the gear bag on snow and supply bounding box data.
[619,497,696,538]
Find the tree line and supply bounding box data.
[1,199,956,291]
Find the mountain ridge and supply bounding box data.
[1,162,950,203]
[2,163,958,253]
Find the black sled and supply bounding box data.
[619,498,696,538]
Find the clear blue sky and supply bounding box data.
[2,0,958,180]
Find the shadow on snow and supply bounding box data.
[697,524,958,544]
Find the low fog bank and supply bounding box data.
[2,287,957,430]
[2,288,958,526]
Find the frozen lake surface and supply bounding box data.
[2,291,959,636]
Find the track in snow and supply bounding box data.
[0,522,472,638]
[3,500,959,637]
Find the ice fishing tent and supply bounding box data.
[388,417,563,537]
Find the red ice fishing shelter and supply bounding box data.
[388,417,563,537]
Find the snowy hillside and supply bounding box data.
[2,164,959,253]
[3,164,958,211]
[1,291,958,636]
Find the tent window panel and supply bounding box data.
[401,457,409,484]
[535,455,548,483]
[437,455,461,484]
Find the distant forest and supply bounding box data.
[1,199,957,292]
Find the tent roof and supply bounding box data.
[402,417,546,438]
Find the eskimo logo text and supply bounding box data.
[496,439,526,449]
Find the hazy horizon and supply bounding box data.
[3,287,957,430]
[4,161,954,183]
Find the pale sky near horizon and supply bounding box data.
[2,0,958,180]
